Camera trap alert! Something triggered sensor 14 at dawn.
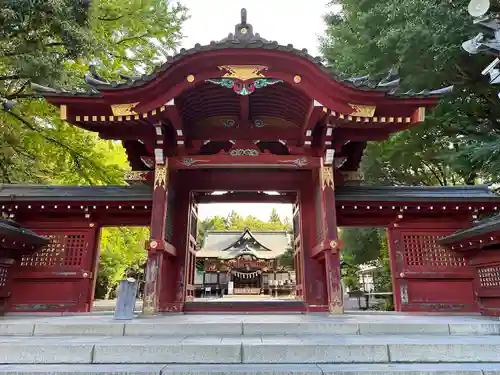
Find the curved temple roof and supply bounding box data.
[33,8,452,100]
[196,228,290,260]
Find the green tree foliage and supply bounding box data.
[95,227,149,299]
[340,227,385,265]
[1,0,187,184]
[320,0,497,185]
[341,252,361,291]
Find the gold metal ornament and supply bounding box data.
[293,75,302,83]
[329,240,338,249]
[111,103,139,116]
[218,65,268,81]
[150,240,158,249]
[186,74,195,82]
[416,107,426,122]
[154,165,168,189]
[348,104,376,117]
[60,105,67,120]
[321,165,335,190]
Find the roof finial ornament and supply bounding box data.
[220,8,269,43]
[241,8,247,25]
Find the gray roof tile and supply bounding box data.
[1,184,499,204]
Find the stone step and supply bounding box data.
[1,316,500,336]
[0,363,500,374]
[1,335,500,364]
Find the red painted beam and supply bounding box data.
[240,95,249,126]
[195,192,297,204]
[169,155,320,170]
[189,127,301,141]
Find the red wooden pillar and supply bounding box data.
[317,161,343,314]
[143,160,170,315]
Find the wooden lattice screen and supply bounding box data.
[20,233,87,268]
[478,266,500,288]
[402,234,467,269]
[389,228,476,313]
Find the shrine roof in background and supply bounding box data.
[196,227,289,260]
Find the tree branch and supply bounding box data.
[116,33,150,45]
[0,75,20,81]
[98,15,124,21]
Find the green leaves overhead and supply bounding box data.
[321,0,500,185]
[0,0,187,184]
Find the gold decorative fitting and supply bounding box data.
[416,107,426,122]
[322,107,328,113]
[150,240,158,249]
[329,240,338,249]
[293,75,302,83]
[186,74,195,82]
[348,104,376,117]
[341,171,364,182]
[154,164,168,190]
[321,164,335,190]
[381,117,386,122]
[111,102,139,116]
[126,116,131,121]
[218,65,268,81]
[89,223,95,228]
[92,116,97,121]
[125,171,149,181]
[108,115,114,121]
[100,116,106,121]
[240,27,248,34]
[75,116,81,121]
[60,105,67,120]
[152,109,157,116]
[405,117,411,123]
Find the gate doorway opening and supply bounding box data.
[92,226,149,313]
[183,191,306,312]
[338,227,394,312]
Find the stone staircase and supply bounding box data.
[0,313,499,374]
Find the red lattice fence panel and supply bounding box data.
[470,251,500,316]
[389,226,477,313]
[9,224,99,313]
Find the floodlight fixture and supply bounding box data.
[468,0,491,18]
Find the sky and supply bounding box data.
[179,0,335,59]
[179,1,335,221]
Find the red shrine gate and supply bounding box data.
[2,9,500,315]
